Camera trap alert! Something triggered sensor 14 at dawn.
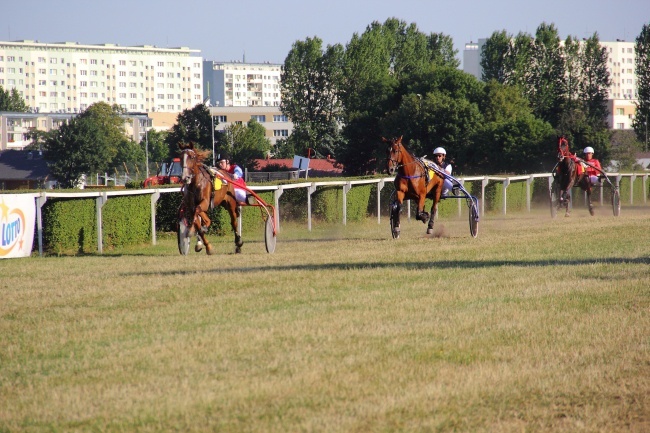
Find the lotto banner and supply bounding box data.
[0,194,36,259]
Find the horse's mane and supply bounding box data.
[193,149,211,164]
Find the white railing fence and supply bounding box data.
[12,172,648,256]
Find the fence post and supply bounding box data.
[458,179,464,216]
[481,178,489,217]
[96,192,107,254]
[151,190,160,245]
[37,193,47,257]
[643,174,648,204]
[343,182,351,225]
[307,184,316,231]
[502,178,510,215]
[377,179,385,224]
[630,174,637,205]
[274,186,284,232]
[526,176,533,212]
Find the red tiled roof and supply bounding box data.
[253,158,343,173]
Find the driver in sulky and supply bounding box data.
[432,147,454,196]
[582,146,602,185]
[216,153,248,203]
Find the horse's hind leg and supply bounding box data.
[228,203,243,253]
[426,201,437,234]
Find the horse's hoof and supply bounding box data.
[235,246,242,254]
[589,207,595,216]
[426,228,433,235]
[206,246,214,255]
[195,241,204,252]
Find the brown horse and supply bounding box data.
[178,142,243,254]
[554,137,593,217]
[385,136,444,238]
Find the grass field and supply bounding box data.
[1,207,649,432]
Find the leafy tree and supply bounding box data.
[217,119,271,170]
[525,23,566,126]
[280,37,345,158]
[609,130,643,170]
[480,30,511,83]
[142,129,170,164]
[633,23,650,149]
[43,102,128,187]
[165,104,215,157]
[0,86,29,112]
[426,32,460,68]
[579,33,611,127]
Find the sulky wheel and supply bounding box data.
[468,200,479,238]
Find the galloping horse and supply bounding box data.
[385,136,444,237]
[555,136,593,217]
[179,142,243,254]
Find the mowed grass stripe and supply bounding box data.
[1,208,649,432]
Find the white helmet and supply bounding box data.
[583,146,594,154]
[433,147,446,155]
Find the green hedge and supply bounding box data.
[42,194,150,255]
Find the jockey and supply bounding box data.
[432,147,454,195]
[583,146,602,185]
[216,153,248,203]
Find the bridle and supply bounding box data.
[181,149,198,184]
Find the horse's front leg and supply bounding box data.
[426,187,442,235]
[415,194,429,223]
[193,202,214,255]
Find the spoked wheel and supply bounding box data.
[468,199,479,238]
[177,217,191,255]
[612,188,621,217]
[264,212,277,253]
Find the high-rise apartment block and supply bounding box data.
[203,60,282,108]
[0,40,203,114]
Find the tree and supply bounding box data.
[427,32,460,68]
[165,104,215,157]
[42,102,131,188]
[0,86,29,112]
[609,130,643,170]
[280,37,345,158]
[142,129,170,164]
[480,30,511,83]
[579,33,611,128]
[525,23,566,126]
[633,23,650,150]
[218,119,271,170]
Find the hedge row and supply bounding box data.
[38,175,647,254]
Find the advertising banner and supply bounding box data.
[0,194,35,259]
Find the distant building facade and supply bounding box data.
[0,40,203,114]
[203,60,282,108]
[209,106,292,146]
[463,38,638,129]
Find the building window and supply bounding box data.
[273,129,289,137]
[617,123,625,129]
[273,115,288,122]
[251,115,266,122]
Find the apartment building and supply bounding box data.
[0,40,203,114]
[203,60,282,108]
[209,106,292,146]
[463,38,638,129]
[0,110,151,151]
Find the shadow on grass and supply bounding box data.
[121,256,650,276]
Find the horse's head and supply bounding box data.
[383,136,404,175]
[180,148,198,185]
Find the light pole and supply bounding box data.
[144,118,150,179]
[211,112,215,166]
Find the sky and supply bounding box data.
[2,0,648,67]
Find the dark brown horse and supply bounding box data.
[385,136,444,238]
[179,142,243,254]
[554,137,593,217]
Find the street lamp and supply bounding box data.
[144,118,150,179]
[211,112,215,166]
